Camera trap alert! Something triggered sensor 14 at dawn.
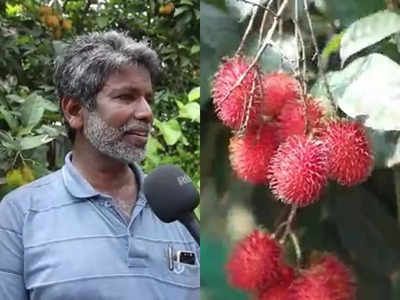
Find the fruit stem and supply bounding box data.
[278,204,297,244]
[289,232,302,266]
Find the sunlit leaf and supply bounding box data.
[341,10,400,64]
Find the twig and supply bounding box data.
[221,0,290,104]
[238,77,257,134]
[236,2,259,55]
[303,0,319,62]
[289,232,302,266]
[279,205,297,244]
[259,0,276,46]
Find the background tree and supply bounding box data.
[0,0,200,197]
[201,0,400,299]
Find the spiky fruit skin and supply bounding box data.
[259,284,291,300]
[320,120,374,186]
[262,72,301,117]
[229,124,279,185]
[289,255,356,300]
[277,97,324,142]
[258,265,295,300]
[212,56,261,129]
[268,135,329,207]
[226,229,282,291]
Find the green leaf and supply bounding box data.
[20,97,45,131]
[190,45,200,55]
[179,102,200,122]
[341,10,400,64]
[0,107,18,131]
[312,53,400,131]
[367,129,400,169]
[188,87,200,102]
[19,135,54,151]
[6,94,24,104]
[324,0,385,28]
[39,98,59,112]
[174,7,189,17]
[96,16,108,28]
[155,119,182,146]
[322,32,344,58]
[145,136,165,166]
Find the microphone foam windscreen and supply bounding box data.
[143,164,199,222]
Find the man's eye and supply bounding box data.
[117,95,132,101]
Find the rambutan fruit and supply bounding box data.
[277,96,325,142]
[310,255,356,300]
[289,255,356,300]
[259,283,291,300]
[261,72,301,117]
[212,56,262,129]
[226,229,282,291]
[320,120,374,186]
[229,124,279,185]
[268,135,329,207]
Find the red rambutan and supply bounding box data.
[320,120,374,186]
[259,283,291,300]
[258,265,296,299]
[212,56,262,129]
[277,97,324,142]
[261,72,301,117]
[289,255,356,300]
[226,229,282,291]
[268,135,329,207]
[229,124,279,185]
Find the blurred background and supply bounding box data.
[0,0,200,199]
[200,0,400,299]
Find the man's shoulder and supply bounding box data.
[1,169,64,210]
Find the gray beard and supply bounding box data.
[83,110,149,164]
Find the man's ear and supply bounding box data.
[61,97,85,130]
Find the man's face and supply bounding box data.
[83,65,154,163]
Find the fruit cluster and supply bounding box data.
[6,165,35,188]
[39,5,72,40]
[226,229,356,300]
[212,55,374,207]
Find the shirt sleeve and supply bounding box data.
[0,195,29,300]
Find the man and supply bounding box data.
[0,31,199,300]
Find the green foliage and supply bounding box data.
[0,0,200,196]
[201,1,400,300]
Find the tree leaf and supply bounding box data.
[19,135,53,151]
[0,106,18,131]
[96,16,108,28]
[341,10,400,64]
[179,102,200,122]
[188,86,200,102]
[155,119,182,146]
[20,97,45,131]
[313,53,400,131]
[324,0,385,28]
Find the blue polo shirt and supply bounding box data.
[0,153,200,300]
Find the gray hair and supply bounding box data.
[54,31,161,141]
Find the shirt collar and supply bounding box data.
[62,151,147,205]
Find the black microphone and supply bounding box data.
[143,164,200,245]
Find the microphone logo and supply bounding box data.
[177,174,192,186]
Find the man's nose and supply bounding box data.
[133,97,153,124]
